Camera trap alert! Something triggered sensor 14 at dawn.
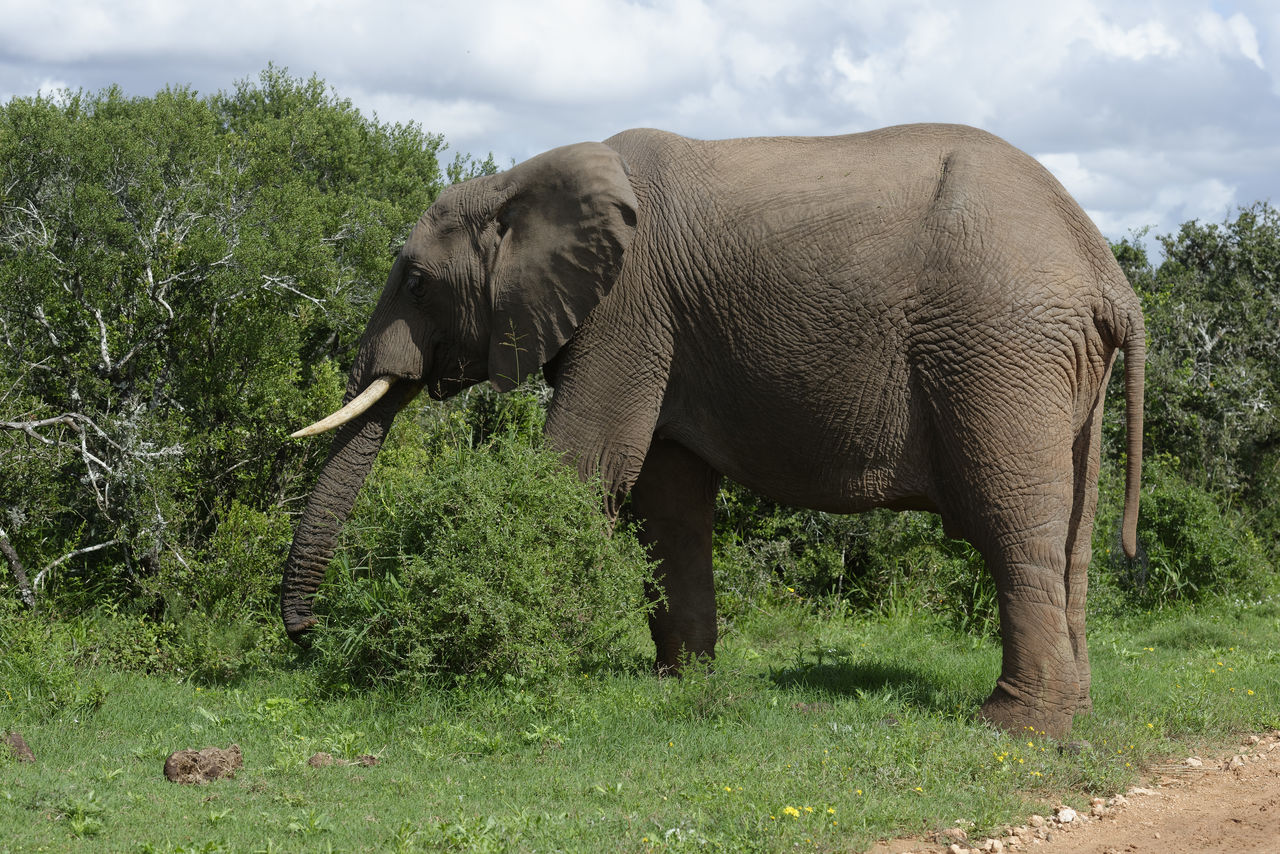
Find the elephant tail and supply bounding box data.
[1119,300,1145,560]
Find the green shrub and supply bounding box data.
[1093,453,1275,609]
[0,598,107,721]
[310,414,655,688]
[713,483,996,635]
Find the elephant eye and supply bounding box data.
[405,273,426,299]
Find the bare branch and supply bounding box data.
[0,414,76,444]
[33,305,59,347]
[0,527,36,609]
[91,308,113,372]
[32,539,122,592]
[262,274,326,309]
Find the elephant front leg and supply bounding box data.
[630,437,721,672]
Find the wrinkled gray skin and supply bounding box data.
[281,125,1144,739]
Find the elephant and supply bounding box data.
[281,123,1144,739]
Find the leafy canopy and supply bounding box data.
[0,67,445,611]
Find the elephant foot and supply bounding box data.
[1075,694,1093,716]
[979,681,1074,740]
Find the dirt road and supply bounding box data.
[871,731,1280,854]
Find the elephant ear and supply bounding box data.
[487,142,638,391]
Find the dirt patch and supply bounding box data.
[4,731,35,763]
[306,751,380,768]
[868,731,1280,854]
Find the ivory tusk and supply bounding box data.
[290,376,396,438]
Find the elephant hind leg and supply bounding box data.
[630,437,721,673]
[1066,395,1108,714]
[976,523,1078,740]
[939,449,1079,738]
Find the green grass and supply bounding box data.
[4,595,1279,853]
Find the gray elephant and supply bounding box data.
[282,124,1144,739]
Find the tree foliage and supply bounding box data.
[1110,204,1280,550]
[0,67,445,610]
[1,64,1276,646]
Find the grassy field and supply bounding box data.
[4,593,1279,853]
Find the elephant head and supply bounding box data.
[280,142,639,641]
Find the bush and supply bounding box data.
[1093,454,1275,609]
[310,408,655,688]
[0,598,107,721]
[713,483,996,635]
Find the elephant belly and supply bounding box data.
[660,354,932,514]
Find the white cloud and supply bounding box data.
[351,90,502,141]
[1086,17,1180,61]
[0,0,1277,250]
[1197,10,1265,68]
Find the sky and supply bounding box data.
[2,0,1277,255]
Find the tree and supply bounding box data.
[1110,203,1280,548]
[0,68,446,610]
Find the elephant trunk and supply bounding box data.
[280,391,402,642]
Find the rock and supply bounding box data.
[1107,794,1128,807]
[1244,734,1261,745]
[163,744,243,784]
[939,827,969,843]
[1129,787,1155,796]
[1184,756,1203,768]
[1055,806,1077,824]
[1028,815,1045,828]
[980,839,1003,852]
[1090,803,1107,817]
[4,732,35,763]
[948,844,967,854]
[308,752,335,767]
[1226,755,1246,770]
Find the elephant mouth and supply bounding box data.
[426,375,468,400]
